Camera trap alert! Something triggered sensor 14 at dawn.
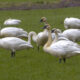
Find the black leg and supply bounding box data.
[11,51,15,57]
[63,58,66,63]
[59,58,62,63]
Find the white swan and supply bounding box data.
[30,28,64,51]
[62,29,80,42]
[0,27,28,38]
[43,24,80,63]
[28,29,48,50]
[52,28,80,42]
[51,28,64,40]
[40,17,64,40]
[64,17,80,29]
[0,31,33,57]
[4,18,21,25]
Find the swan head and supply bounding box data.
[40,17,47,22]
[51,28,59,34]
[42,24,51,30]
[51,28,62,33]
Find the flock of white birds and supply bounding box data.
[0,17,80,63]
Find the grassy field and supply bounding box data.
[0,7,80,80]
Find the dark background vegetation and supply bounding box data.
[0,0,80,10]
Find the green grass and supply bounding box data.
[0,7,80,80]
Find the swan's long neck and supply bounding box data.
[43,29,48,34]
[44,29,52,48]
[28,31,37,43]
[44,20,48,25]
[52,32,58,43]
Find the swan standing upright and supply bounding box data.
[0,31,33,57]
[64,17,80,29]
[29,29,62,50]
[28,29,48,50]
[4,18,21,25]
[0,27,28,38]
[43,24,80,63]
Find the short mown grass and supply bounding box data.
[0,7,80,80]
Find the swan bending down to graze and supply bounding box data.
[4,18,21,25]
[0,32,33,57]
[29,29,48,51]
[43,24,80,63]
[64,17,80,29]
[0,27,28,38]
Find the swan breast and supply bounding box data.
[48,40,80,57]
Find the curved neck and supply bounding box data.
[28,31,37,43]
[44,29,52,48]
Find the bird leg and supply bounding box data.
[63,58,66,63]
[11,51,15,57]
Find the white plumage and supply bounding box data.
[51,28,80,42]
[43,24,80,63]
[30,28,64,51]
[0,31,33,57]
[51,28,64,40]
[4,18,21,25]
[64,17,80,29]
[0,27,28,38]
[29,29,48,50]
[62,29,80,42]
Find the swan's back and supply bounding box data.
[51,33,64,40]
[0,27,28,37]
[62,29,80,41]
[4,19,21,25]
[64,17,80,29]
[49,40,80,57]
